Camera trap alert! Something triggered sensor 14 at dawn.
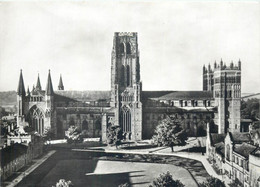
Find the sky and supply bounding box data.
[0,1,259,93]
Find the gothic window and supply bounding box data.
[126,42,131,54]
[119,43,125,54]
[82,120,88,130]
[120,106,131,133]
[126,65,130,86]
[120,66,125,86]
[28,106,44,135]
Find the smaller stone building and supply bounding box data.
[206,126,260,187]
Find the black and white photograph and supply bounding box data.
[0,1,259,187]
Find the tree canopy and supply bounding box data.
[152,115,187,147]
[199,176,225,187]
[149,171,185,187]
[106,125,123,146]
[241,98,259,120]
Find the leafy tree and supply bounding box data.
[43,126,55,140]
[199,176,225,187]
[229,178,243,187]
[0,106,8,118]
[149,171,185,187]
[152,115,187,152]
[241,98,260,120]
[106,125,123,148]
[53,179,73,187]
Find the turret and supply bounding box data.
[17,70,26,125]
[220,59,223,69]
[214,61,217,69]
[230,61,234,69]
[36,73,42,91]
[238,59,241,70]
[46,70,54,96]
[208,64,211,73]
[203,65,206,74]
[58,74,64,90]
[45,70,54,136]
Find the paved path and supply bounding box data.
[5,150,56,187]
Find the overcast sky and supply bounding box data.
[0,1,259,93]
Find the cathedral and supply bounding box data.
[16,32,242,141]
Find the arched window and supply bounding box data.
[28,106,44,135]
[82,120,88,130]
[120,66,125,86]
[120,106,131,133]
[119,43,125,54]
[126,65,130,86]
[126,42,131,54]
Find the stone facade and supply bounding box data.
[16,32,242,141]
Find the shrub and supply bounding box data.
[149,171,185,187]
[199,176,225,187]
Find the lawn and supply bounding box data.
[17,150,205,187]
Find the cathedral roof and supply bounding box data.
[17,70,26,96]
[55,90,110,102]
[156,91,213,100]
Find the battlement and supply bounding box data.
[115,32,137,37]
[203,59,241,74]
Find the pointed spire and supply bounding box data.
[46,70,54,95]
[17,69,26,96]
[27,86,30,96]
[36,73,42,91]
[58,74,64,90]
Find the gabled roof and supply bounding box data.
[17,70,26,96]
[229,132,251,143]
[210,133,225,146]
[215,142,225,157]
[145,91,213,100]
[250,147,260,157]
[234,143,256,158]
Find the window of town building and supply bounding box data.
[226,144,231,161]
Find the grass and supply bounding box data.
[16,149,209,187]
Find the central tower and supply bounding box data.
[110,32,142,141]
